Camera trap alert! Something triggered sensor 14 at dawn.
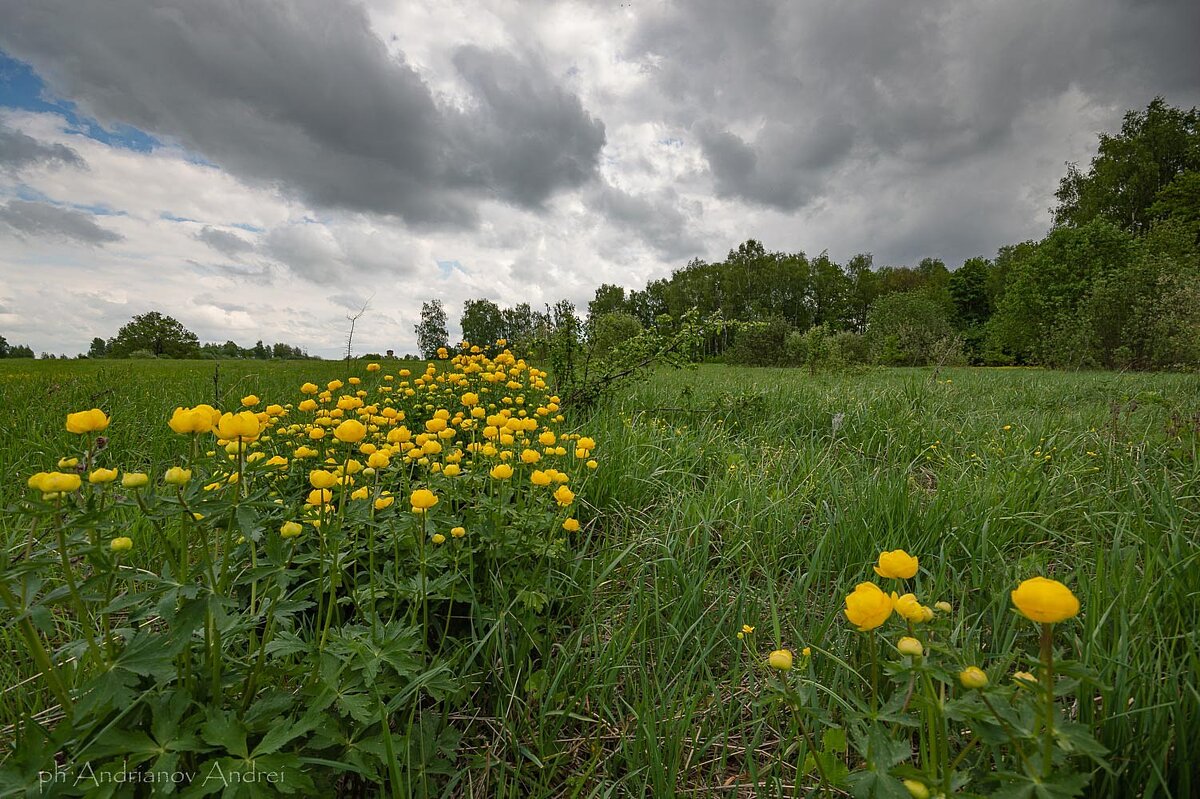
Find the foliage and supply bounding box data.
[414,299,449,360]
[1054,97,1199,233]
[588,311,643,359]
[726,317,793,367]
[867,290,957,366]
[3,349,598,795]
[105,312,201,359]
[0,335,36,359]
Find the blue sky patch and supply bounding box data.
[437,259,467,277]
[0,49,159,152]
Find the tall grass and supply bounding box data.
[1,361,1196,796]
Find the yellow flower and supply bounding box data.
[490,464,513,480]
[280,521,303,539]
[903,779,930,799]
[367,451,390,469]
[451,526,466,538]
[892,593,933,623]
[530,469,551,486]
[874,549,918,579]
[586,459,598,470]
[520,448,541,464]
[241,394,260,407]
[309,470,338,489]
[768,649,793,670]
[410,488,438,512]
[801,646,812,657]
[306,488,333,506]
[110,536,133,553]
[562,518,580,532]
[298,399,318,412]
[959,667,989,689]
[163,467,192,486]
[35,471,82,493]
[443,464,461,477]
[301,382,319,394]
[217,411,262,442]
[431,533,446,545]
[538,431,556,446]
[334,419,367,443]
[89,468,119,484]
[366,362,381,372]
[844,582,893,631]
[897,637,923,657]
[553,485,575,506]
[169,406,213,434]
[934,601,952,613]
[1011,577,1080,624]
[57,457,78,468]
[461,392,479,407]
[1013,671,1038,685]
[374,495,395,510]
[577,436,595,450]
[122,472,149,489]
[66,408,109,434]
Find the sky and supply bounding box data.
[1,0,1197,357]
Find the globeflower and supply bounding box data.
[66,408,109,434]
[110,536,133,553]
[306,488,333,506]
[280,521,303,539]
[874,549,918,579]
[431,533,446,545]
[309,470,338,489]
[892,593,934,623]
[562,518,580,532]
[89,468,119,484]
[959,666,989,689]
[1010,577,1080,623]
[410,488,438,513]
[334,419,367,443]
[163,467,192,486]
[241,394,260,407]
[897,636,924,657]
[490,464,513,480]
[553,485,575,506]
[374,495,395,510]
[169,406,214,434]
[451,526,466,538]
[844,582,893,631]
[122,472,149,489]
[217,411,261,442]
[768,649,793,670]
[300,382,319,395]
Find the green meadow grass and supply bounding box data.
[2,360,1197,796]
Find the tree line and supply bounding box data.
[418,98,1198,372]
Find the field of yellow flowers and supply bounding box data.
[0,358,1197,797]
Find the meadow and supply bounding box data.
[1,358,1197,797]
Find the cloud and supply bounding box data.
[196,225,253,258]
[0,199,122,244]
[0,121,83,172]
[0,0,604,226]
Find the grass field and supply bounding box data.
[2,359,1197,797]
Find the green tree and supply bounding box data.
[1054,97,1200,233]
[866,290,956,366]
[87,337,108,358]
[588,311,643,359]
[415,299,449,359]
[107,311,200,358]
[587,284,628,323]
[460,299,505,348]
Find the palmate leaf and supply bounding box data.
[990,770,1092,799]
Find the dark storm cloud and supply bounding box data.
[585,181,702,260]
[0,0,604,227]
[196,226,253,258]
[625,0,1200,243]
[0,121,83,172]
[0,200,121,244]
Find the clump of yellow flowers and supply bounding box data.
[14,343,601,754]
[757,548,1102,797]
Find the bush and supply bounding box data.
[867,290,954,366]
[726,317,793,366]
